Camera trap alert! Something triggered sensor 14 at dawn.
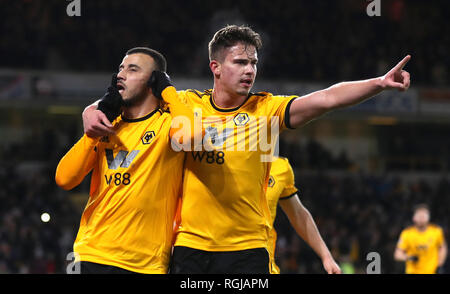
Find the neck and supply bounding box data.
[122,95,159,119]
[416,224,428,232]
[212,83,248,109]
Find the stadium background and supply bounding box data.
[0,0,449,274]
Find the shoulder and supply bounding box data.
[401,226,415,235]
[428,224,443,233]
[250,92,298,100]
[178,89,211,99]
[247,92,298,112]
[272,156,291,170]
[272,157,295,180]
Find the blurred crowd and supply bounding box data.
[275,135,450,274]
[274,167,450,274]
[1,0,449,87]
[0,121,80,273]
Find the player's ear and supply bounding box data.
[210,60,221,77]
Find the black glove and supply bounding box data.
[148,71,172,100]
[407,255,419,263]
[97,73,124,122]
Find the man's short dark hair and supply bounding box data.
[126,47,167,72]
[208,25,262,62]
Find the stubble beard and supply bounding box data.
[122,89,147,107]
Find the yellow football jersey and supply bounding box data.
[266,157,298,274]
[55,109,185,274]
[173,89,297,252]
[397,224,445,274]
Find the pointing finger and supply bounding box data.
[392,55,411,72]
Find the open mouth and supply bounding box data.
[117,83,125,94]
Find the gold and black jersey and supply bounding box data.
[266,157,298,274]
[397,224,445,274]
[56,108,185,274]
[173,89,297,252]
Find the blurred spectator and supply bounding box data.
[0,0,448,87]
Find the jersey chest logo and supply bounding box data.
[233,113,250,126]
[105,149,140,170]
[141,131,156,145]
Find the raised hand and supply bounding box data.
[380,55,411,92]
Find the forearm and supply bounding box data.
[290,208,333,260]
[289,77,384,128]
[325,77,384,109]
[55,134,98,190]
[394,248,408,262]
[438,245,447,266]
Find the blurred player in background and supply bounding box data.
[267,156,340,274]
[83,25,411,274]
[55,47,192,274]
[394,204,447,274]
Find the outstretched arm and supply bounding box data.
[279,195,341,274]
[289,55,411,128]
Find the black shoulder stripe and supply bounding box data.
[122,108,160,122]
[279,191,298,200]
[284,97,297,129]
[187,89,207,99]
[251,92,267,97]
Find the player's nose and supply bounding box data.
[117,71,126,81]
[244,63,256,76]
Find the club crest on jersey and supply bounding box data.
[233,113,250,126]
[268,175,275,187]
[141,131,155,145]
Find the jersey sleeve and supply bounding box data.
[55,134,99,190]
[162,87,203,149]
[279,158,299,200]
[397,230,409,251]
[265,94,298,131]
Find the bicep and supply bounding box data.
[289,90,331,128]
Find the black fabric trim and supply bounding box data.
[284,97,297,129]
[121,108,160,122]
[187,89,205,99]
[209,92,252,113]
[252,92,266,97]
[279,191,298,200]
